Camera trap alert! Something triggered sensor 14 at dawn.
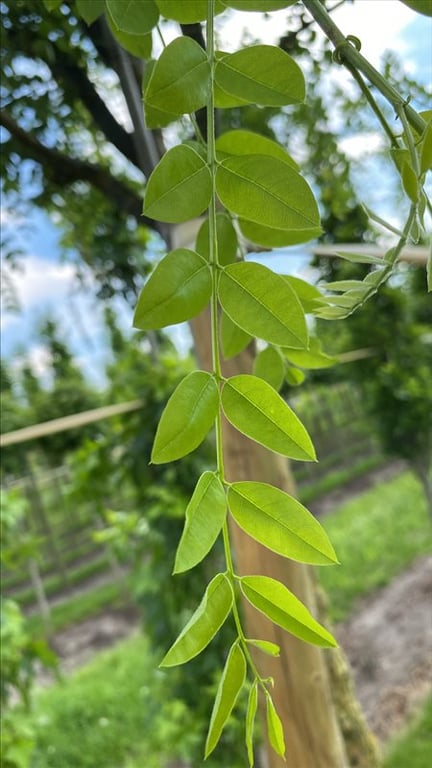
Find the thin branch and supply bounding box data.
[302,0,426,136]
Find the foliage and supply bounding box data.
[2,0,430,763]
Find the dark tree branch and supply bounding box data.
[47,50,141,170]
[0,110,162,235]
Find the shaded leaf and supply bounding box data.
[253,346,285,391]
[216,155,320,231]
[283,337,337,370]
[195,213,238,266]
[215,45,304,106]
[246,639,280,657]
[246,681,258,767]
[145,37,210,116]
[228,481,338,564]
[76,0,105,24]
[335,250,384,265]
[285,366,306,386]
[220,311,252,359]
[218,261,308,348]
[240,218,322,248]
[144,145,211,222]
[174,472,227,573]
[399,0,432,15]
[240,575,337,647]
[216,129,298,169]
[108,15,152,58]
[106,0,159,34]
[205,643,246,757]
[221,375,316,461]
[222,0,294,8]
[161,573,233,667]
[420,119,432,173]
[282,276,328,313]
[133,249,211,330]
[151,371,218,463]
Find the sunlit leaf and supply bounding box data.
[285,366,306,386]
[283,337,337,370]
[151,371,218,463]
[240,219,322,248]
[215,45,304,106]
[174,472,227,573]
[144,145,211,223]
[240,575,337,647]
[216,130,298,169]
[216,155,320,231]
[133,249,211,330]
[221,375,316,461]
[266,695,285,758]
[228,481,338,564]
[246,639,280,657]
[106,0,159,34]
[145,37,210,116]
[283,276,328,313]
[253,346,285,391]
[218,261,308,348]
[161,573,233,667]
[205,643,246,757]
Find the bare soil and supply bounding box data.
[38,463,432,745]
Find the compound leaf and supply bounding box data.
[174,472,227,574]
[133,249,211,330]
[161,573,233,667]
[240,575,337,647]
[221,375,316,461]
[152,371,218,463]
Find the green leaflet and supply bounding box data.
[266,695,285,758]
[174,472,227,574]
[283,337,337,370]
[215,45,304,106]
[133,249,211,330]
[218,262,308,349]
[285,366,306,387]
[240,575,337,647]
[399,0,432,15]
[333,250,384,265]
[240,219,322,248]
[151,371,219,464]
[246,682,258,768]
[145,37,210,117]
[195,213,238,266]
[143,61,179,128]
[157,0,225,21]
[76,0,105,24]
[221,0,294,9]
[282,276,328,313]
[107,15,152,58]
[228,481,338,565]
[144,145,211,223]
[221,375,316,461]
[253,347,285,391]
[160,573,233,667]
[246,639,280,657]
[216,130,298,170]
[205,643,246,757]
[220,311,252,359]
[420,119,432,173]
[216,155,320,231]
[106,0,159,34]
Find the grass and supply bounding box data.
[383,696,432,768]
[318,470,432,622]
[25,634,237,768]
[298,454,386,504]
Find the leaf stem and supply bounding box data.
[302,0,426,136]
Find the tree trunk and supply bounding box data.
[190,308,349,768]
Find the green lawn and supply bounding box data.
[383,696,432,768]
[318,471,432,622]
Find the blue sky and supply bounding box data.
[1,1,431,389]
